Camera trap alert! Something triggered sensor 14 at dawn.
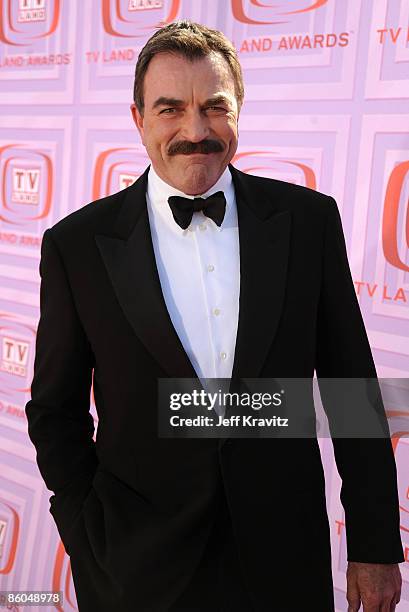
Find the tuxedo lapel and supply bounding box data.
[228,164,292,381]
[95,163,292,440]
[95,165,198,380]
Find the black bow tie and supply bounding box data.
[167,191,226,230]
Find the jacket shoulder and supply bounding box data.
[249,171,332,201]
[233,167,336,221]
[44,187,127,242]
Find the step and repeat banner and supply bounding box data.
[1,1,408,610]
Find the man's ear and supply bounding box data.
[130,103,145,145]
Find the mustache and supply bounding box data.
[168,140,224,155]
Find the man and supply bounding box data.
[25,20,404,612]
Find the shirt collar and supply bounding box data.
[146,162,234,235]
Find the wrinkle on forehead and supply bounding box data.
[143,51,238,112]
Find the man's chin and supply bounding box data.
[175,162,219,194]
[181,159,218,176]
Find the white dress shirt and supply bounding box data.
[146,163,240,391]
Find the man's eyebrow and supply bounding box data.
[152,97,184,110]
[152,95,232,110]
[205,95,232,107]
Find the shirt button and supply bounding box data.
[207,264,215,272]
[220,352,227,360]
[213,308,221,316]
[199,223,207,231]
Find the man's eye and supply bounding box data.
[161,108,176,114]
[207,106,226,111]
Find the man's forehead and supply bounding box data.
[143,52,237,109]
[148,50,225,69]
[145,51,233,85]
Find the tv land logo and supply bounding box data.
[101,0,180,37]
[0,145,52,225]
[382,160,409,273]
[12,166,40,205]
[92,147,148,199]
[0,316,35,395]
[0,0,60,45]
[1,335,30,377]
[231,0,328,25]
[17,0,46,23]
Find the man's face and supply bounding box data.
[130,51,240,195]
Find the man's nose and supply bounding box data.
[181,109,210,142]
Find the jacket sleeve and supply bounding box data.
[315,196,404,564]
[25,228,98,547]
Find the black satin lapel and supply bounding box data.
[231,205,292,381]
[217,165,292,450]
[94,171,198,380]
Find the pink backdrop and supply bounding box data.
[0,1,408,610]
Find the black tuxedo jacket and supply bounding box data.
[25,163,404,612]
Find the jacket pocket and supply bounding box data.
[49,473,96,555]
